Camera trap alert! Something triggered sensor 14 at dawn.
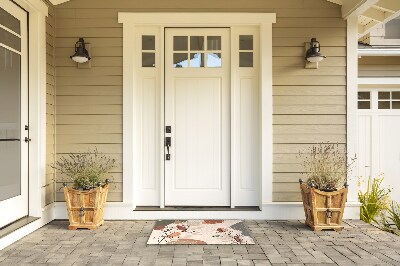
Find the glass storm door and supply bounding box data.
[0,0,28,228]
[164,28,231,206]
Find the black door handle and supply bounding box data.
[165,137,171,160]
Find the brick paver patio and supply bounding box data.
[0,220,399,265]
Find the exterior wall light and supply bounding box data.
[305,38,326,69]
[70,37,91,64]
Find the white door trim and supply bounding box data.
[12,0,48,217]
[0,0,49,250]
[119,13,276,209]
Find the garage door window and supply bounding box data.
[358,91,371,109]
[378,91,400,109]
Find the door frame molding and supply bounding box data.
[119,13,276,209]
[12,0,48,217]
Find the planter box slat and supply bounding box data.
[64,184,109,230]
[300,183,347,231]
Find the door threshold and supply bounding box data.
[134,206,260,211]
[0,216,39,239]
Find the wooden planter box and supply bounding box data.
[299,182,347,231]
[63,184,109,230]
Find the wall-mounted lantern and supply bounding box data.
[70,37,91,64]
[305,38,326,69]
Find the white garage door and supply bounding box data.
[358,89,400,202]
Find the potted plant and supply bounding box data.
[53,148,116,230]
[298,143,355,231]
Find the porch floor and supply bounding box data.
[0,220,399,265]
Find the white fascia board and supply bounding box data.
[358,48,400,56]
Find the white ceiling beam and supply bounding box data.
[359,20,380,35]
[361,8,387,22]
[374,0,400,12]
[326,0,343,5]
[359,7,400,37]
[47,0,70,5]
[342,0,380,19]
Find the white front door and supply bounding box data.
[164,28,230,206]
[0,0,29,227]
[357,89,400,203]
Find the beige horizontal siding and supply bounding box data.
[359,56,400,77]
[45,1,56,207]
[55,0,346,202]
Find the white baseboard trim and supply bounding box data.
[0,203,55,250]
[54,201,361,220]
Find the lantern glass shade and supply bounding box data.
[305,38,326,63]
[70,38,91,63]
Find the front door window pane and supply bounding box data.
[239,35,253,50]
[142,35,155,50]
[207,53,221,68]
[173,53,188,68]
[0,47,21,201]
[239,52,253,67]
[142,52,155,67]
[190,36,204,51]
[190,53,204,67]
[173,36,188,51]
[207,36,221,50]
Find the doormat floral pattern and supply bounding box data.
[147,220,255,245]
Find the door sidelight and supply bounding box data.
[165,137,171,160]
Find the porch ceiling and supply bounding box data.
[327,0,400,39]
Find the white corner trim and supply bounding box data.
[346,17,359,203]
[0,204,54,250]
[54,201,360,220]
[358,77,400,85]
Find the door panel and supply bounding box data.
[165,28,230,206]
[0,0,28,228]
[174,78,221,190]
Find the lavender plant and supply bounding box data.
[52,148,116,190]
[299,143,355,191]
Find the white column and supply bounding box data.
[346,16,359,203]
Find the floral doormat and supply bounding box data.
[147,220,255,245]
